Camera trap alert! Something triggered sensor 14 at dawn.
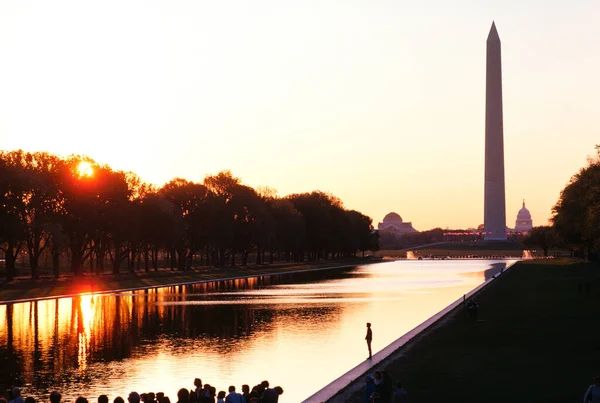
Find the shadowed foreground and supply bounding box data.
[340,259,600,403]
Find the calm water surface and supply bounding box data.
[0,260,515,402]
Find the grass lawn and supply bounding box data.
[376,249,524,258]
[0,258,369,303]
[375,241,526,258]
[341,258,600,403]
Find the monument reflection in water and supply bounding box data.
[0,260,513,402]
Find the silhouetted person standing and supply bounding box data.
[366,322,373,359]
[472,299,479,321]
[224,386,243,403]
[49,392,61,403]
[9,388,23,403]
[584,376,600,402]
[261,387,282,403]
[240,385,250,403]
[193,379,203,402]
[392,381,408,403]
[364,375,376,403]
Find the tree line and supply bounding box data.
[0,150,378,281]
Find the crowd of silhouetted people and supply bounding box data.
[2,379,283,403]
[364,370,407,403]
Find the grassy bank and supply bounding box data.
[340,258,600,403]
[0,258,371,303]
[374,241,526,258]
[375,248,525,259]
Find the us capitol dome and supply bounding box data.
[514,200,533,232]
[377,212,418,234]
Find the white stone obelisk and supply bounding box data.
[483,22,507,241]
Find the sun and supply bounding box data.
[77,161,94,178]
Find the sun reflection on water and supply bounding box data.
[77,295,95,372]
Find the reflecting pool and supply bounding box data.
[0,259,514,402]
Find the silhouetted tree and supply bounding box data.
[287,191,336,261]
[17,152,64,279]
[269,198,305,262]
[139,191,177,270]
[229,184,269,266]
[203,171,240,267]
[160,178,210,270]
[0,152,64,278]
[58,157,132,275]
[346,210,375,257]
[523,226,557,257]
[0,151,28,280]
[47,222,68,278]
[552,146,600,260]
[287,191,373,260]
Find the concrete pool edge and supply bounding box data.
[302,259,519,403]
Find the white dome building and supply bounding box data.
[514,200,533,233]
[377,212,418,234]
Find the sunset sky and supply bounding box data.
[0,0,598,230]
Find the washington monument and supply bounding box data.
[484,22,507,241]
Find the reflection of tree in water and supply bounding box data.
[267,267,357,285]
[483,262,508,280]
[0,269,347,397]
[0,304,25,396]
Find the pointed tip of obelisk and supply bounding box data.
[487,21,500,42]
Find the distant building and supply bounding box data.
[377,212,418,235]
[514,200,533,233]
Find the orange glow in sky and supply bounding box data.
[0,1,598,229]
